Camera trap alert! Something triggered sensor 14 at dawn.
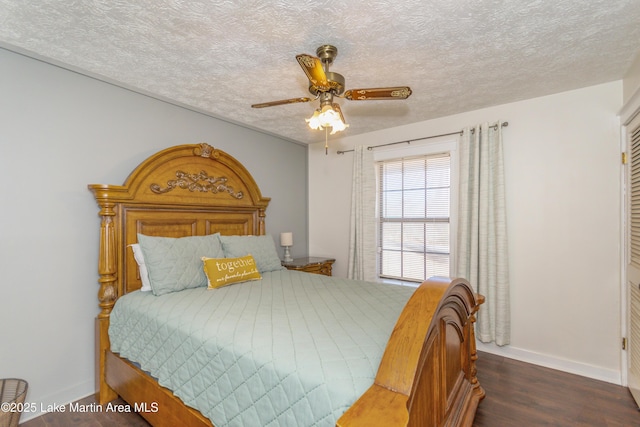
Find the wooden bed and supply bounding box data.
[89,143,485,427]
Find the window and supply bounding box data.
[378,153,451,282]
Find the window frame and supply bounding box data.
[373,138,459,284]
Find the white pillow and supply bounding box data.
[130,244,152,292]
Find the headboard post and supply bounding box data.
[92,197,119,402]
[259,207,267,235]
[96,201,117,318]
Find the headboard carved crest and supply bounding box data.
[194,142,219,159]
[150,170,244,199]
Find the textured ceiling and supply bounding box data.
[1,1,640,145]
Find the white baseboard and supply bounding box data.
[476,341,622,385]
[19,380,94,423]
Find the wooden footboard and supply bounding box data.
[337,277,484,427]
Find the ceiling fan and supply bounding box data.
[251,44,412,139]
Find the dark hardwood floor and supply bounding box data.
[18,352,640,426]
[473,352,640,426]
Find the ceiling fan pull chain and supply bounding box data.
[325,127,329,155]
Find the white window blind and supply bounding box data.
[378,153,451,282]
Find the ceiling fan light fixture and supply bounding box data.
[306,104,349,134]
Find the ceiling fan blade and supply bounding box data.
[296,54,330,91]
[251,97,311,108]
[344,86,412,101]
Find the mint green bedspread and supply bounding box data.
[109,269,415,426]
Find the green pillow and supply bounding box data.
[137,233,224,296]
[219,235,285,273]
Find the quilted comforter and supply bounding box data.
[109,269,415,426]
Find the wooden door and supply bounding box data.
[627,112,640,406]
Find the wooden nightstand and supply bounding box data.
[282,257,335,276]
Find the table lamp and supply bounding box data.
[280,232,293,262]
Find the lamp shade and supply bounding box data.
[280,232,293,246]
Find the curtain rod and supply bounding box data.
[336,121,508,154]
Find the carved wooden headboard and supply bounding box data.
[88,143,271,318]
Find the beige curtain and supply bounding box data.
[456,122,510,345]
[347,145,377,281]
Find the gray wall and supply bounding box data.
[0,47,307,418]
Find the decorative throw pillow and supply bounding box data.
[137,233,225,296]
[202,255,262,289]
[129,243,151,292]
[219,234,285,273]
